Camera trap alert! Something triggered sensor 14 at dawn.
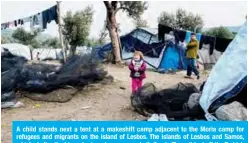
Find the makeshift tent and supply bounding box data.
[96,27,188,71]
[200,22,247,120]
[1,43,31,60]
[33,48,62,60]
[197,44,222,69]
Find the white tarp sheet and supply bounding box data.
[1,43,31,60]
[200,22,247,113]
[33,48,61,60]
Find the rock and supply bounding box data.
[120,87,126,90]
[147,114,159,121]
[188,93,201,109]
[24,88,78,103]
[80,106,91,110]
[159,114,168,121]
[215,101,247,121]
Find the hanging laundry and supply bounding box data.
[18,19,24,25]
[8,21,15,27]
[199,35,216,55]
[14,20,18,27]
[215,37,233,52]
[174,29,186,43]
[158,24,173,42]
[1,23,9,30]
[30,13,43,29]
[42,5,58,29]
[196,33,201,42]
[185,31,192,43]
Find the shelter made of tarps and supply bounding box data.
[200,22,247,118]
[76,46,92,56]
[197,44,222,69]
[33,48,62,60]
[1,43,31,60]
[96,27,188,71]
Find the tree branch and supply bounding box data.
[115,7,131,15]
[111,1,118,9]
[103,1,111,10]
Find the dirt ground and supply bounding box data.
[1,64,208,142]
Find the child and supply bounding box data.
[129,51,147,95]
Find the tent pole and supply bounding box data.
[57,1,66,63]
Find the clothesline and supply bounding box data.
[1,5,58,31]
[158,24,233,54]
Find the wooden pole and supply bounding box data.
[56,1,66,63]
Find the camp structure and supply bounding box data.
[1,43,32,60]
[95,27,188,71]
[32,48,62,61]
[200,22,247,120]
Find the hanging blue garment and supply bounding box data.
[196,33,201,41]
[185,31,191,43]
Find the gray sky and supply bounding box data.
[1,1,247,38]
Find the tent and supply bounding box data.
[1,43,31,60]
[96,27,188,71]
[200,22,247,120]
[32,48,62,61]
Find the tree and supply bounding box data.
[103,1,148,64]
[12,28,41,60]
[42,37,61,49]
[158,8,204,32]
[12,28,41,49]
[134,18,148,28]
[62,6,94,56]
[203,27,234,39]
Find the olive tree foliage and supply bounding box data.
[62,6,94,56]
[12,27,41,48]
[158,8,204,32]
[203,26,235,39]
[103,1,148,64]
[42,37,61,49]
[134,18,149,28]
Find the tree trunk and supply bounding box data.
[104,2,122,64]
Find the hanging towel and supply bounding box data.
[185,31,191,43]
[174,29,186,43]
[14,20,18,27]
[1,23,9,30]
[215,37,233,52]
[196,33,201,41]
[158,24,173,42]
[199,35,216,55]
[18,19,24,25]
[42,5,58,29]
[30,13,43,29]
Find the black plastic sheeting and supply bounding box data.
[131,83,205,121]
[1,49,107,108]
